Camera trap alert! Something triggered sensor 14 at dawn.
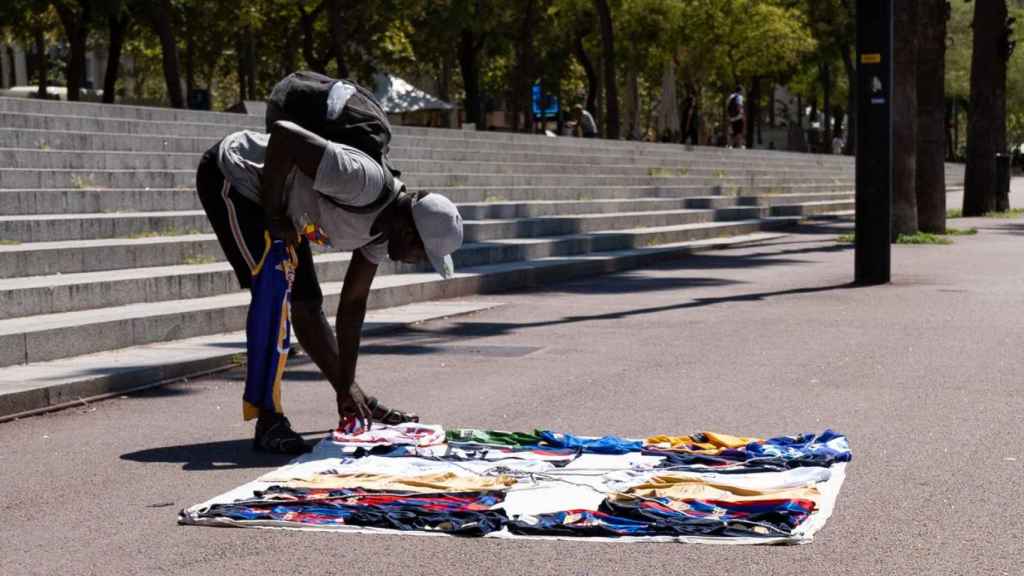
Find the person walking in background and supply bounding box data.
[572,104,599,138]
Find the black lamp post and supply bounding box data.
[855,0,893,285]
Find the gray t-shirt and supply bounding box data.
[217,130,390,264]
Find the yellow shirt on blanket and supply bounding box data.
[615,473,820,505]
[644,431,763,453]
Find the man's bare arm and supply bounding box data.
[261,120,326,240]
[337,250,377,393]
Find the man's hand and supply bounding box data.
[337,381,373,431]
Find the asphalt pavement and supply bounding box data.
[2,188,1022,576]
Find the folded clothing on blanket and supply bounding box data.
[332,423,446,447]
[509,494,815,538]
[196,488,508,536]
[645,429,852,472]
[446,428,543,447]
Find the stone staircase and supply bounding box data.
[0,96,960,418]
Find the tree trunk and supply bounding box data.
[103,14,128,104]
[299,2,329,74]
[842,45,857,155]
[245,29,257,99]
[621,66,638,139]
[282,23,299,79]
[746,76,761,149]
[33,27,48,99]
[593,0,619,139]
[963,0,1009,215]
[573,33,598,113]
[184,3,195,98]
[438,54,453,127]
[945,100,955,160]
[150,0,185,108]
[892,0,919,236]
[511,0,538,133]
[438,55,452,103]
[3,45,13,88]
[458,28,482,128]
[821,62,832,148]
[54,1,91,102]
[236,36,247,101]
[326,0,349,78]
[594,50,603,134]
[993,6,1011,212]
[916,0,948,233]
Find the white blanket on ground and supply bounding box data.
[180,427,848,545]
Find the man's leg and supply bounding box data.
[196,147,308,454]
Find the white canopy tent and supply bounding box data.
[371,73,454,115]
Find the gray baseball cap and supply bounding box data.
[411,193,463,279]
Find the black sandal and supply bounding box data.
[366,396,419,425]
[253,415,311,454]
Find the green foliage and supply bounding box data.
[839,227,978,245]
[947,1,1024,150]
[983,208,1024,219]
[895,232,954,245]
[945,227,978,236]
[0,0,1015,152]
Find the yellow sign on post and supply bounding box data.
[861,53,882,64]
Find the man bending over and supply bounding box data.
[196,120,463,454]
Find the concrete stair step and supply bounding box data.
[457,197,703,219]
[0,200,828,243]
[0,132,858,177]
[0,210,209,242]
[0,252,349,320]
[769,200,856,217]
[0,126,856,166]
[0,111,260,138]
[0,205,722,243]
[0,166,854,191]
[737,191,858,206]
[0,95,259,125]
[0,183,856,215]
[0,234,224,278]
[0,148,853,180]
[463,208,750,242]
[0,222,798,368]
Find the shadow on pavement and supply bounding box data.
[120,431,329,471]
[554,275,739,295]
[362,281,857,354]
[125,383,198,398]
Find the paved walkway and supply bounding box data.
[3,185,1023,576]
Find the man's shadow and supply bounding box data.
[121,430,329,471]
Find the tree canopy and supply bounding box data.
[0,0,1020,149]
